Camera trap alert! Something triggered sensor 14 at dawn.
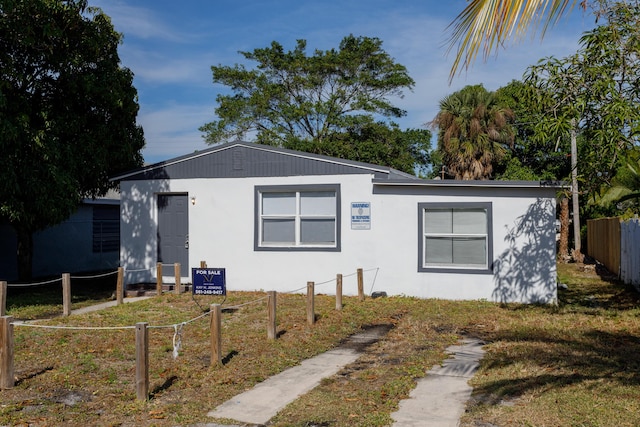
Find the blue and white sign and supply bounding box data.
[192,268,226,295]
[351,202,371,230]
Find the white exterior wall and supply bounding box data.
[120,175,557,303]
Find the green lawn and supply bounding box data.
[0,262,637,426]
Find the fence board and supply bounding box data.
[587,217,621,276]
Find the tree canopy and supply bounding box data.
[430,84,514,180]
[0,0,145,279]
[200,35,430,174]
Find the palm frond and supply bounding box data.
[447,0,577,81]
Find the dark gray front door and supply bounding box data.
[157,194,189,277]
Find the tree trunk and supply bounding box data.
[570,120,583,263]
[558,196,570,263]
[15,227,33,282]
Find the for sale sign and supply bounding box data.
[192,268,226,295]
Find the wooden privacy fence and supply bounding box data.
[0,267,373,400]
[587,217,621,277]
[587,217,640,292]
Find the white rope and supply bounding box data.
[224,295,269,310]
[70,270,119,280]
[368,267,380,294]
[7,277,62,287]
[14,323,135,331]
[125,268,153,273]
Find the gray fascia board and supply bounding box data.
[372,178,569,189]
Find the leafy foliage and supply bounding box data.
[525,0,640,200]
[494,80,571,180]
[0,0,145,278]
[200,35,429,174]
[431,84,514,180]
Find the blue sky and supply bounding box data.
[90,0,595,165]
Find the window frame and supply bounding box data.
[417,202,493,274]
[255,184,341,252]
[92,204,120,253]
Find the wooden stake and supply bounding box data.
[267,291,277,340]
[174,262,181,294]
[210,304,222,366]
[156,262,163,295]
[0,316,14,389]
[336,274,343,311]
[0,282,6,317]
[357,268,364,302]
[135,322,149,400]
[116,267,124,305]
[307,282,315,325]
[62,273,71,316]
[200,261,207,268]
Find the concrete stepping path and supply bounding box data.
[207,334,484,426]
[391,338,485,427]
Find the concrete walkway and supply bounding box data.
[206,336,485,427]
[391,338,485,427]
[69,296,152,315]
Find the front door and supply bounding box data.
[157,194,189,278]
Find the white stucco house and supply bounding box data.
[111,141,561,304]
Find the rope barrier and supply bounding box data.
[6,266,380,361]
[14,323,135,331]
[70,270,118,280]
[124,267,153,273]
[7,277,62,288]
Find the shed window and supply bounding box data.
[92,205,119,253]
[255,185,340,251]
[418,202,492,273]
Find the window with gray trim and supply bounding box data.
[418,202,492,273]
[255,184,340,251]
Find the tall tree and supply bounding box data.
[0,0,145,280]
[525,0,640,257]
[494,80,571,181]
[446,0,581,80]
[431,85,515,180]
[200,35,429,173]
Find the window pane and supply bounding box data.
[424,209,452,233]
[425,236,453,264]
[300,192,335,215]
[301,219,335,244]
[262,219,295,243]
[452,237,486,265]
[453,209,486,234]
[262,193,295,215]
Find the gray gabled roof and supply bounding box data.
[110,141,421,181]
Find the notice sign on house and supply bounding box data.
[351,202,371,230]
[192,268,226,295]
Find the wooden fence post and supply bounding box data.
[267,291,277,340]
[116,267,124,305]
[357,268,364,302]
[62,273,71,316]
[210,304,222,366]
[0,282,6,316]
[307,282,315,325]
[174,263,181,294]
[336,274,343,311]
[200,261,207,268]
[156,262,163,295]
[135,322,149,400]
[0,316,14,389]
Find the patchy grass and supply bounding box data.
[0,263,639,426]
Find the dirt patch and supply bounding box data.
[337,324,394,352]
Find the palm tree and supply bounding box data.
[431,85,514,180]
[447,0,579,80]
